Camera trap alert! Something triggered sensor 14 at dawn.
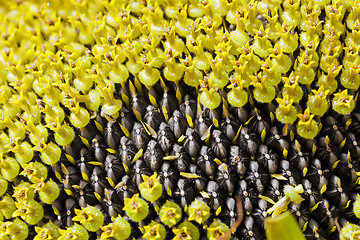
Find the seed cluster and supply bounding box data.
[1,0,360,239]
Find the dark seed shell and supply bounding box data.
[256,144,279,174]
[220,197,238,227]
[115,175,138,201]
[80,120,99,143]
[118,108,135,133]
[131,159,152,187]
[323,174,349,209]
[102,188,123,217]
[249,112,271,137]
[321,116,345,146]
[144,105,164,131]
[77,148,94,181]
[118,136,138,168]
[160,92,179,120]
[157,123,176,155]
[221,113,240,141]
[237,216,265,240]
[104,154,124,185]
[343,132,360,159]
[130,96,148,119]
[236,180,258,213]
[188,164,208,192]
[183,128,201,158]
[316,137,339,167]
[278,160,302,186]
[74,180,98,208]
[168,110,188,139]
[131,122,151,150]
[252,199,271,228]
[264,179,283,202]
[179,97,197,122]
[333,153,359,184]
[197,146,217,177]
[215,164,237,195]
[90,166,109,197]
[91,135,107,163]
[158,162,178,194]
[173,178,196,208]
[245,161,269,194]
[288,202,309,229]
[194,116,212,139]
[210,129,231,159]
[62,166,81,191]
[228,146,250,178]
[238,127,259,157]
[144,140,164,172]
[205,181,226,211]
[307,158,330,191]
[104,121,123,149]
[288,142,311,174]
[265,126,289,155]
[62,197,79,227]
[311,199,339,230]
[171,144,191,172]
[302,179,320,209]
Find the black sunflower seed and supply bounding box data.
[115,175,138,201]
[118,108,135,133]
[104,154,125,185]
[74,179,98,207]
[160,91,179,120]
[144,105,164,131]
[91,134,107,163]
[210,129,231,160]
[194,116,212,139]
[197,146,217,177]
[144,140,164,172]
[131,122,151,151]
[205,181,226,211]
[131,159,152,187]
[256,144,279,174]
[321,116,345,146]
[236,179,258,213]
[179,96,197,122]
[302,179,320,209]
[220,197,238,227]
[104,121,123,150]
[62,197,78,227]
[307,158,330,191]
[323,174,349,209]
[221,113,240,141]
[183,128,201,158]
[130,95,148,119]
[228,146,250,178]
[238,127,259,157]
[171,144,191,172]
[157,122,176,155]
[278,160,302,186]
[102,188,123,217]
[237,216,265,240]
[118,136,138,169]
[158,162,178,194]
[90,166,109,197]
[245,161,269,194]
[173,178,196,208]
[76,148,94,181]
[215,164,237,195]
[168,110,188,139]
[188,163,208,192]
[265,126,289,156]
